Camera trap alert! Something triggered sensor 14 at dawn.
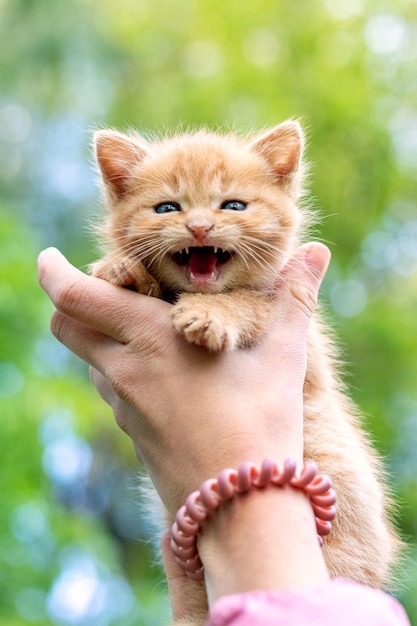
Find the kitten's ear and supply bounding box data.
[250,121,304,193]
[94,130,149,200]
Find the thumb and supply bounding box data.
[276,242,331,321]
[302,241,331,284]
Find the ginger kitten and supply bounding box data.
[92,122,401,625]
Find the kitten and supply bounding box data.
[92,121,401,625]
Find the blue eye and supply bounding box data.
[221,200,247,211]
[155,202,181,214]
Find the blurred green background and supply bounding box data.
[1,0,416,624]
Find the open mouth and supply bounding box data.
[172,246,233,281]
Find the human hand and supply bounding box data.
[38,243,330,516]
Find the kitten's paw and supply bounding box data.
[91,258,134,286]
[171,303,238,351]
[91,257,161,298]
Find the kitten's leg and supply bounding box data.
[302,319,401,588]
[171,291,273,351]
[91,253,161,298]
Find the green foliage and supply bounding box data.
[0,0,416,623]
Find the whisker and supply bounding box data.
[235,241,278,276]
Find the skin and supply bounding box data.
[38,241,331,619]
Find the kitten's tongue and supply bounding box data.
[189,247,217,276]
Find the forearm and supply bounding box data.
[198,484,329,607]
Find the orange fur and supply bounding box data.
[92,122,401,625]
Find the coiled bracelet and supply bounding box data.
[170,457,337,581]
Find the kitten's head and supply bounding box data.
[94,122,306,294]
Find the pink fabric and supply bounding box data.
[207,579,410,626]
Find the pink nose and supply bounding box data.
[186,223,214,241]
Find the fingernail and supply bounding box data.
[304,243,331,280]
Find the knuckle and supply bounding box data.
[108,374,128,404]
[50,310,68,343]
[106,360,135,405]
[289,283,317,316]
[54,279,87,315]
[113,402,130,435]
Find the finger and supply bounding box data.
[50,309,117,372]
[304,242,331,283]
[276,242,330,320]
[38,247,169,344]
[260,243,330,376]
[89,367,118,406]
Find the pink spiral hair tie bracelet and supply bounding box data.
[170,458,337,581]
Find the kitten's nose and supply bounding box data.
[186,222,214,242]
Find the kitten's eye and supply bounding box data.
[220,200,247,211]
[154,202,181,214]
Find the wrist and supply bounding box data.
[170,459,334,606]
[199,485,329,606]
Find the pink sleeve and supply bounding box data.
[207,579,410,626]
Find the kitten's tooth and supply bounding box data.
[190,272,196,280]
[210,272,217,279]
[185,247,189,255]
[214,247,218,254]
